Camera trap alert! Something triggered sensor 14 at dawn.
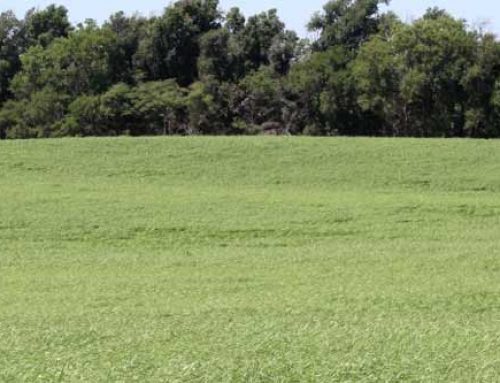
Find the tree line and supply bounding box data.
[1,0,500,139]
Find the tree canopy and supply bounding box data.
[1,0,500,139]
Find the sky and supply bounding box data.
[2,0,499,37]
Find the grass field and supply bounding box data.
[1,137,500,382]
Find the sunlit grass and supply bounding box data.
[1,136,500,382]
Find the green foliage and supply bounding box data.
[198,28,236,81]
[129,80,187,135]
[0,89,69,138]
[187,77,258,135]
[225,7,245,33]
[103,12,150,84]
[353,10,500,137]
[238,9,288,72]
[12,26,118,98]
[0,11,23,103]
[238,67,285,129]
[63,94,106,136]
[23,4,72,47]
[135,0,221,86]
[308,0,389,51]
[61,81,188,137]
[287,47,369,135]
[2,2,500,139]
[269,30,299,75]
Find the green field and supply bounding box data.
[1,137,500,382]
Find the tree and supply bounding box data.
[352,9,498,137]
[0,11,24,104]
[0,89,69,138]
[238,9,287,72]
[2,1,500,139]
[461,33,500,137]
[238,67,285,129]
[134,0,222,85]
[287,47,368,135]
[61,94,103,136]
[187,77,240,134]
[308,0,389,51]
[11,26,119,99]
[269,30,299,75]
[24,4,72,47]
[198,29,236,81]
[352,16,406,135]
[129,80,187,135]
[98,83,135,134]
[225,7,245,34]
[103,12,149,84]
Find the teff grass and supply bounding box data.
[1,137,500,382]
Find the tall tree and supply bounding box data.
[135,0,221,85]
[352,9,491,137]
[238,9,287,72]
[308,0,389,51]
[11,25,119,99]
[198,28,236,81]
[0,11,24,104]
[103,12,149,84]
[24,4,72,47]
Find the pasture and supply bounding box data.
[1,137,500,382]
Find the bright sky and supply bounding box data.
[2,0,499,37]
